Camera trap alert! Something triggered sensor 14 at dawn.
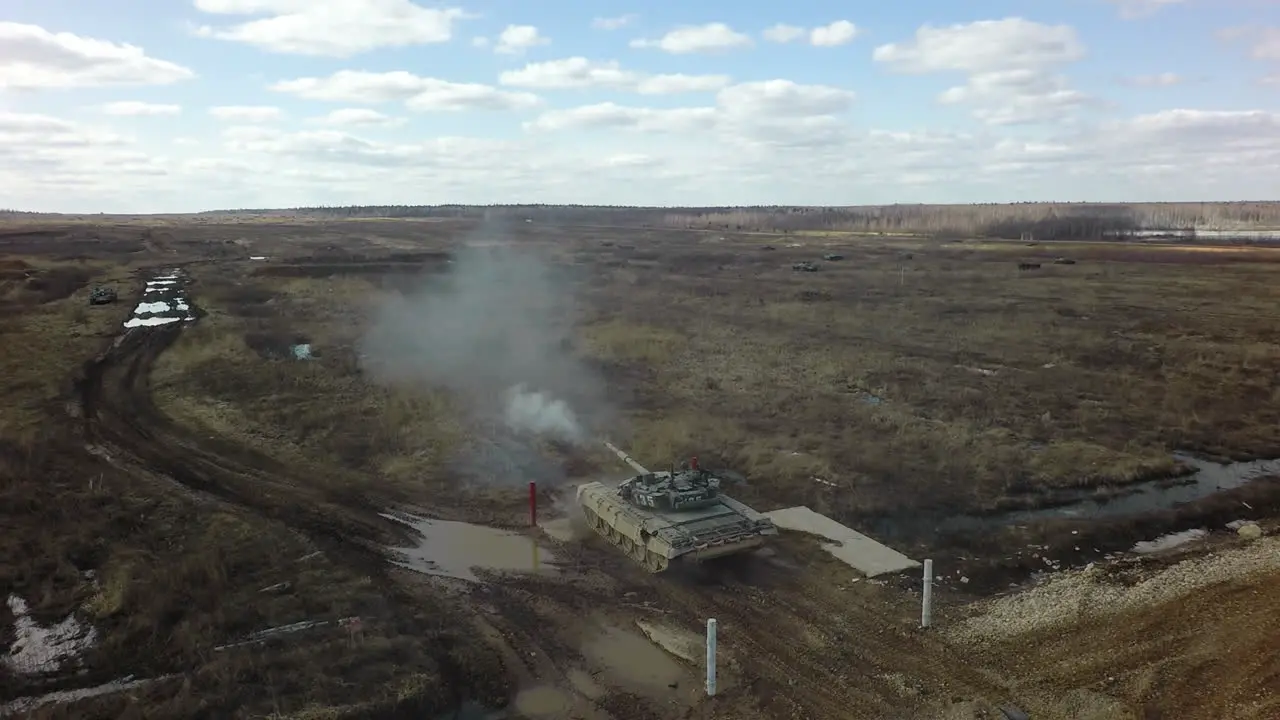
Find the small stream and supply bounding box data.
[936,453,1280,534]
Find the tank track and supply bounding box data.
[581,505,671,573]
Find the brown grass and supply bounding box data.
[4,218,1280,717]
[138,224,1280,525]
[0,227,508,717]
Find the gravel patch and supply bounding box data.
[947,533,1280,643]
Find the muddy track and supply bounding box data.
[74,326,399,555]
[507,532,1025,719]
[645,561,1018,719]
[63,318,536,715]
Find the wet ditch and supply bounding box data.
[940,453,1280,533]
[857,452,1280,594]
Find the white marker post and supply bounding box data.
[705,618,717,697]
[921,559,933,629]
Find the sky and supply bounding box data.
[0,0,1278,212]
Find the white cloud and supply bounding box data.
[1122,72,1184,86]
[0,111,129,147]
[592,15,637,31]
[271,70,541,110]
[0,22,194,89]
[637,74,731,94]
[630,23,753,54]
[762,24,805,43]
[0,112,166,197]
[525,103,719,133]
[1215,26,1280,85]
[1106,0,1187,19]
[1255,28,1280,60]
[1230,26,1280,61]
[763,21,860,46]
[100,101,182,116]
[4,104,1280,211]
[809,21,860,47]
[873,18,1084,73]
[4,12,1280,211]
[599,153,657,167]
[493,25,549,55]
[718,80,855,117]
[404,81,540,111]
[191,0,469,57]
[307,108,405,127]
[874,18,1091,125]
[498,57,729,94]
[209,105,284,122]
[217,124,513,169]
[524,79,854,132]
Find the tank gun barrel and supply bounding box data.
[601,440,649,475]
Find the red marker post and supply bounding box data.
[529,480,537,527]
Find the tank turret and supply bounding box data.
[576,442,778,573]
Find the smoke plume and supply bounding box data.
[358,229,611,485]
[503,383,585,444]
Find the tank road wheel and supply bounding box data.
[582,508,606,539]
[643,551,668,573]
[627,540,647,566]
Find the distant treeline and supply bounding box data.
[7,202,1280,240]
[196,201,1280,241]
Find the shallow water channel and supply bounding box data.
[936,453,1280,534]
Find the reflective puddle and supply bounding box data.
[581,621,687,695]
[380,513,560,582]
[124,269,196,329]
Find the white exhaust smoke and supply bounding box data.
[503,383,584,444]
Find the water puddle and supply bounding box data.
[431,686,592,720]
[380,513,560,582]
[125,269,196,329]
[635,619,703,666]
[581,621,687,695]
[539,517,583,543]
[3,595,97,675]
[432,701,507,720]
[938,453,1280,532]
[512,686,576,718]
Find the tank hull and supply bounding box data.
[576,480,778,573]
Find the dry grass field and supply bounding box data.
[1,216,1277,719]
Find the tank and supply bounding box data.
[576,441,778,573]
[88,286,117,305]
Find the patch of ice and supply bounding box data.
[173,299,189,311]
[3,595,98,675]
[1131,528,1208,554]
[133,301,170,315]
[124,316,182,328]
